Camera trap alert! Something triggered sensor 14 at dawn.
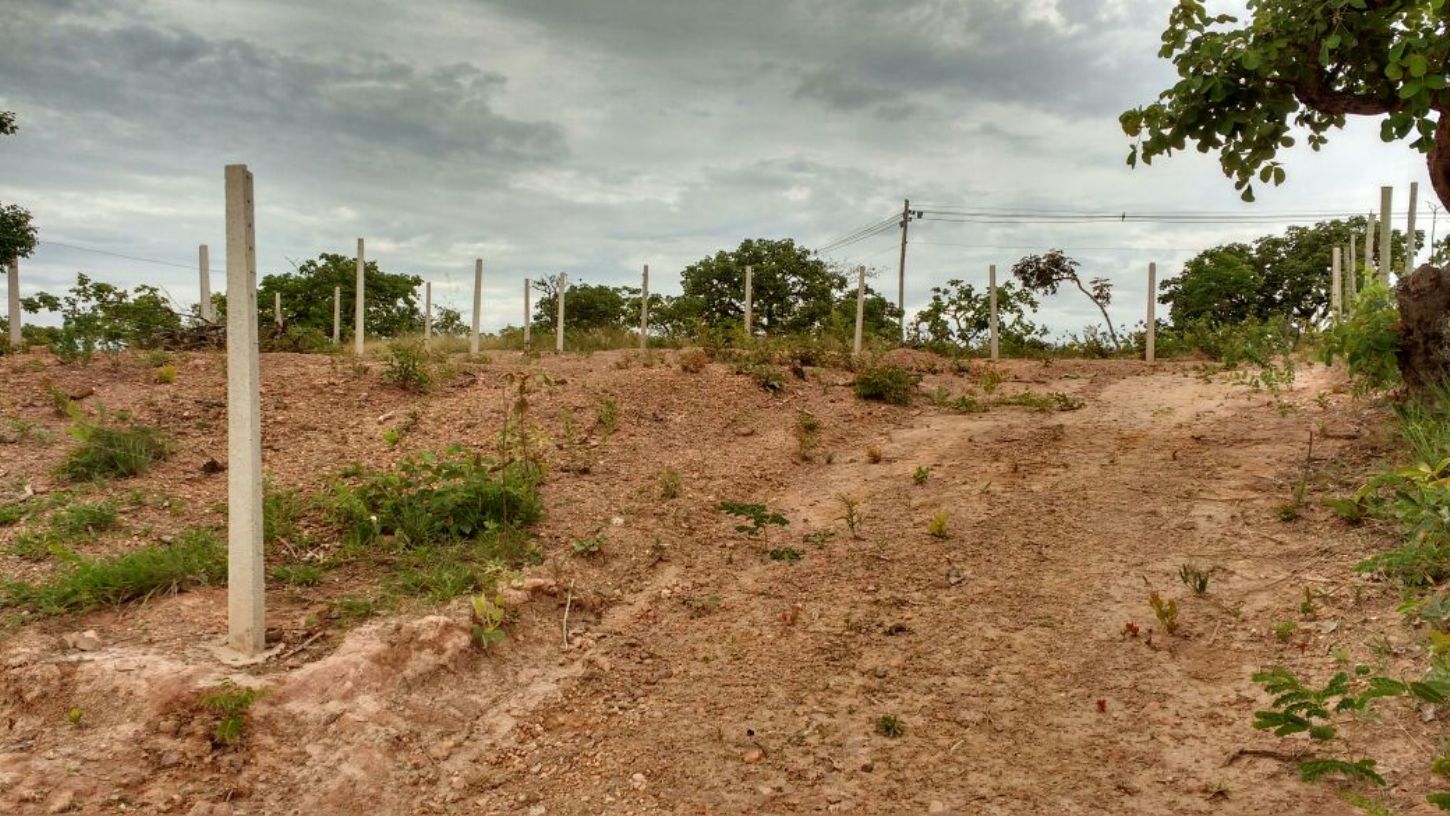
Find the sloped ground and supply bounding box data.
[0,348,1432,815]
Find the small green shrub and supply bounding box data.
[659,468,683,500]
[927,511,949,539]
[381,339,436,393]
[913,466,931,485]
[1149,591,1179,634]
[853,365,920,405]
[59,412,171,481]
[596,395,620,435]
[768,547,803,562]
[1321,280,1400,394]
[200,682,264,746]
[1178,563,1211,595]
[875,714,905,738]
[269,564,324,587]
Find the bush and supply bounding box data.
[59,411,171,481]
[2,528,225,614]
[679,348,710,373]
[381,339,437,392]
[331,447,541,549]
[853,365,920,405]
[1320,280,1401,394]
[261,324,330,353]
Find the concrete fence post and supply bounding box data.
[523,279,531,348]
[331,287,340,344]
[556,274,567,353]
[273,291,282,330]
[640,264,649,350]
[1407,181,1420,276]
[199,244,214,323]
[471,259,483,356]
[852,264,866,356]
[354,238,366,357]
[743,264,753,336]
[224,164,265,656]
[1145,262,1156,363]
[424,282,432,344]
[988,264,999,362]
[7,256,19,348]
[1331,248,1343,320]
[1348,234,1358,303]
[1379,186,1394,283]
[1365,214,1376,284]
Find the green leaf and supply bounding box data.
[1429,792,1450,811]
[1242,50,1261,70]
[1299,758,1386,786]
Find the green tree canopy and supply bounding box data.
[0,111,37,264]
[912,279,1044,351]
[1124,1,1450,207]
[530,279,656,333]
[1163,217,1413,326]
[678,238,846,334]
[258,252,422,339]
[21,273,181,358]
[1011,250,1120,349]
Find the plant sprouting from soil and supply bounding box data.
[913,466,931,485]
[875,714,905,738]
[471,591,507,650]
[200,682,264,747]
[60,406,171,481]
[658,468,682,500]
[928,511,949,539]
[853,365,920,405]
[977,366,1006,395]
[769,547,803,563]
[1178,563,1210,596]
[794,412,822,460]
[719,501,789,545]
[866,444,883,464]
[1149,591,1179,635]
[596,395,620,436]
[837,494,864,539]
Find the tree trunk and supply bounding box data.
[1396,263,1450,391]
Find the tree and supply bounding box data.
[257,253,422,339]
[1163,217,1413,326]
[678,238,846,334]
[22,273,182,359]
[912,279,1044,351]
[530,279,633,332]
[1124,0,1450,386]
[0,111,37,266]
[1011,250,1120,349]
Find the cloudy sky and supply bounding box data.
[1,0,1436,335]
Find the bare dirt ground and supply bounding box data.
[0,348,1437,815]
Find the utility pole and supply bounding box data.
[896,198,910,344]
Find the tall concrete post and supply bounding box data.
[1365,214,1376,283]
[273,291,282,329]
[852,265,866,356]
[743,264,753,336]
[523,279,531,347]
[1145,262,1157,363]
[1379,186,1393,283]
[6,257,19,348]
[1331,248,1343,320]
[1348,234,1358,303]
[223,164,264,656]
[354,238,366,357]
[555,274,567,353]
[639,264,649,350]
[1407,182,1420,276]
[424,282,432,344]
[988,264,999,361]
[471,259,483,356]
[199,244,214,323]
[332,286,341,344]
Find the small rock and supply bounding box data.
[630,772,647,790]
[1422,704,1438,723]
[62,630,101,652]
[742,748,763,764]
[610,516,625,526]
[46,790,75,814]
[928,802,949,814]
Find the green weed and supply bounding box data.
[2,528,225,614]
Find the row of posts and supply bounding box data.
[1330,182,1420,320]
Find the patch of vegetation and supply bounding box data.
[269,563,324,587]
[865,444,883,464]
[719,501,789,545]
[995,391,1085,412]
[153,365,177,384]
[678,348,710,373]
[768,547,803,563]
[738,362,786,393]
[2,528,225,615]
[572,529,606,557]
[1178,563,1210,596]
[658,468,682,500]
[199,682,264,746]
[381,338,439,393]
[794,412,822,460]
[875,714,905,738]
[470,590,507,650]
[1149,591,1179,635]
[596,395,620,435]
[836,494,863,539]
[913,466,931,485]
[59,410,171,481]
[853,365,919,405]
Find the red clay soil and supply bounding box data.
[0,348,1438,815]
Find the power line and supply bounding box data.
[912,239,1204,253]
[37,240,194,270]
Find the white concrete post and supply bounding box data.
[332,286,341,344]
[1145,262,1156,363]
[224,164,264,656]
[354,238,366,357]
[523,279,531,347]
[273,291,282,329]
[1331,248,1343,320]
[1348,234,1358,303]
[1365,214,1376,283]
[852,264,866,356]
[555,274,567,353]
[470,259,483,356]
[6,256,19,348]
[639,264,649,350]
[1379,186,1393,283]
[988,264,999,362]
[743,264,753,336]
[424,281,432,344]
[199,244,214,323]
[1407,181,1420,276]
